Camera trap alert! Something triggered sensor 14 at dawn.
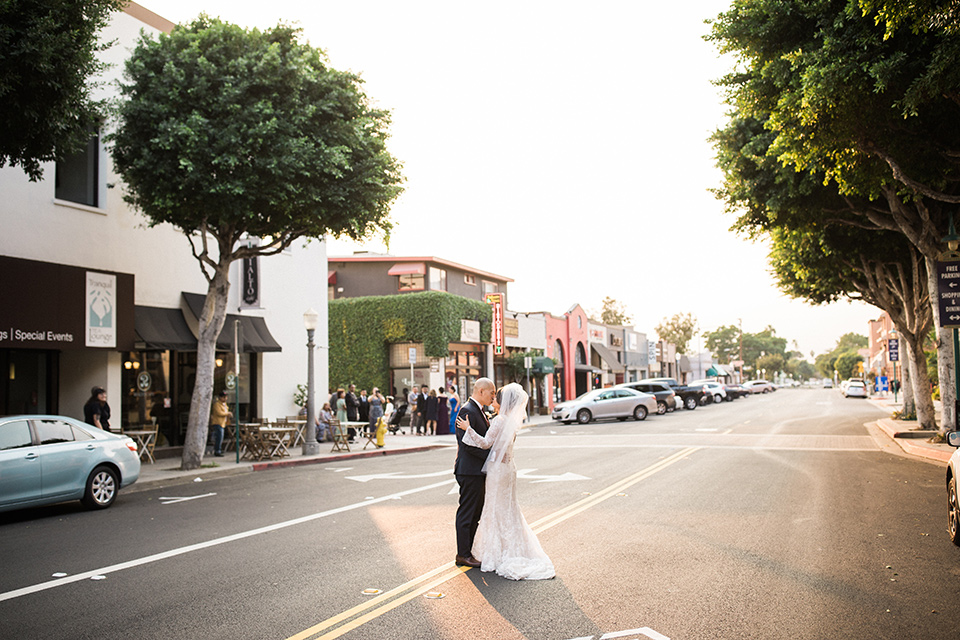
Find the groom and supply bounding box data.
[454,377,496,567]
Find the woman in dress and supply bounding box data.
[318,402,334,442]
[424,388,439,435]
[447,386,460,434]
[436,387,449,435]
[456,383,555,580]
[335,389,348,424]
[368,387,384,435]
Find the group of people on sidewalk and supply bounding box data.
[403,385,460,435]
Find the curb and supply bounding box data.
[250,444,448,471]
[875,418,952,463]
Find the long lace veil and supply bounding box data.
[482,383,529,472]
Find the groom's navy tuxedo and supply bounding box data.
[455,397,491,557]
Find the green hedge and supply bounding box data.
[328,291,492,392]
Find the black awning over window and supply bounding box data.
[182,293,282,353]
[590,343,625,373]
[135,306,197,350]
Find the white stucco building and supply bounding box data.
[0,4,328,451]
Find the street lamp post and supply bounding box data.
[302,308,320,456]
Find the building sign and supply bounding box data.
[504,317,519,338]
[85,271,116,348]
[936,258,960,328]
[240,239,260,309]
[485,293,504,355]
[461,319,480,342]
[888,338,899,362]
[0,257,134,351]
[588,325,606,343]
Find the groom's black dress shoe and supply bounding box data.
[455,555,481,568]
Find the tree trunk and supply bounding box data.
[181,267,231,470]
[901,355,915,415]
[904,334,936,430]
[927,257,956,434]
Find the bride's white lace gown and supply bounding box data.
[461,384,555,580]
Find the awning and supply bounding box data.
[591,343,625,373]
[707,364,731,377]
[387,262,425,276]
[182,293,282,353]
[532,357,555,375]
[135,306,196,350]
[574,363,602,373]
[328,271,337,285]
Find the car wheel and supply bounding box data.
[683,396,697,410]
[714,394,723,404]
[950,476,960,546]
[82,465,119,510]
[657,401,667,415]
[699,395,710,406]
[576,409,592,424]
[725,395,734,402]
[633,405,648,421]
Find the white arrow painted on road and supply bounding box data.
[516,469,591,483]
[159,493,216,505]
[346,470,451,483]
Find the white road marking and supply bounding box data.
[159,492,217,505]
[601,628,670,640]
[346,470,450,483]
[0,478,456,603]
[516,469,591,483]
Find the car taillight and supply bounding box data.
[125,438,139,453]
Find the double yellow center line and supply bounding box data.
[287,446,699,640]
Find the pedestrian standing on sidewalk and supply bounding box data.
[210,390,231,457]
[83,386,112,432]
[437,387,450,435]
[368,388,384,435]
[425,388,439,435]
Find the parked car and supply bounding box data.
[552,387,658,424]
[687,381,727,404]
[822,379,834,388]
[640,378,708,410]
[840,378,865,393]
[0,415,141,513]
[616,381,677,414]
[945,431,960,544]
[842,380,868,398]
[723,384,749,400]
[743,379,775,394]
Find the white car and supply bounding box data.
[743,379,774,394]
[842,381,868,398]
[688,380,727,404]
[946,432,960,544]
[551,387,658,424]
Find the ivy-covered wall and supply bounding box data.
[328,291,492,392]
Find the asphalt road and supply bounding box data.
[2,389,960,640]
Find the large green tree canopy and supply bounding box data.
[0,0,124,180]
[109,17,403,469]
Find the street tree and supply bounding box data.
[0,0,124,180]
[599,296,632,325]
[704,325,741,363]
[709,0,960,428]
[110,18,404,469]
[655,313,697,354]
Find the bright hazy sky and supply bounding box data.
[143,0,878,358]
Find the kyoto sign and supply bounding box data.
[485,293,504,355]
[936,258,960,328]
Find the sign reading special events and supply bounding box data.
[0,256,134,350]
[485,293,504,355]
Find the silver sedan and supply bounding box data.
[0,415,141,513]
[551,387,658,424]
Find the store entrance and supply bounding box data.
[0,349,58,415]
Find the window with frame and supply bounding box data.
[482,281,499,297]
[429,267,447,291]
[464,274,477,286]
[35,419,75,445]
[0,420,33,450]
[398,274,424,292]
[55,129,100,207]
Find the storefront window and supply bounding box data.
[0,349,57,415]
[445,343,483,400]
[121,351,172,443]
[174,351,254,446]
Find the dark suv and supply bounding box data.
[616,381,677,415]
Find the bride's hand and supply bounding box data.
[456,416,469,431]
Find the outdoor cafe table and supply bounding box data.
[259,426,296,458]
[123,428,157,463]
[286,419,307,446]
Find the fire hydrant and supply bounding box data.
[376,417,387,448]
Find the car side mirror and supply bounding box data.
[948,431,960,448]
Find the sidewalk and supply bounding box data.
[129,413,557,493]
[866,395,954,464]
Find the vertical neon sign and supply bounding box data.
[485,293,504,355]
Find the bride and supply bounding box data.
[456,382,555,580]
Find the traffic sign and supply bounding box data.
[936,258,960,328]
[888,338,899,362]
